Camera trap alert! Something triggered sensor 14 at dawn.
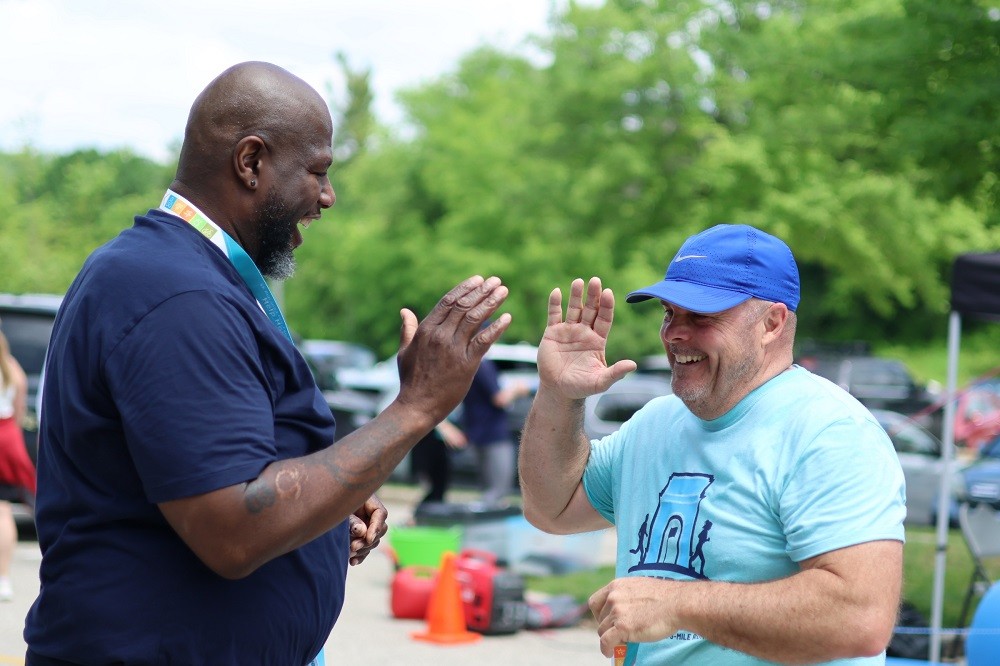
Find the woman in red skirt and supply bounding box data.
[0,327,36,601]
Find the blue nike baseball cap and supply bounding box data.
[626,224,800,313]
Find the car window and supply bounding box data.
[880,414,940,457]
[980,436,1000,460]
[1,311,55,379]
[594,392,652,424]
[810,360,843,384]
[851,359,912,389]
[491,359,537,374]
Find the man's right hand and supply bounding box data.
[538,277,636,400]
[393,275,510,424]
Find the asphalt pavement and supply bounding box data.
[0,486,618,665]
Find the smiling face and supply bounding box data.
[660,299,781,420]
[251,113,335,279]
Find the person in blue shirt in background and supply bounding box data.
[460,344,530,507]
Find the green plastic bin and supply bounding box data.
[387,525,463,568]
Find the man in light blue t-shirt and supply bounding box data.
[518,224,905,665]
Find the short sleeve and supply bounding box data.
[105,290,278,502]
[583,430,626,524]
[779,415,906,562]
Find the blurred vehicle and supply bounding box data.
[287,341,376,442]
[297,339,380,440]
[299,339,375,391]
[584,374,673,440]
[954,435,1000,511]
[805,356,939,432]
[339,342,541,438]
[634,355,672,382]
[870,408,966,526]
[372,343,540,486]
[0,293,63,464]
[947,381,1000,452]
[0,292,63,536]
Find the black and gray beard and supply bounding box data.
[253,189,298,280]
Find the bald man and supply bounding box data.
[25,62,511,666]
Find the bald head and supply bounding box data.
[175,61,331,188]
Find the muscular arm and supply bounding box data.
[518,277,634,536]
[160,398,435,579]
[518,387,608,534]
[591,539,903,664]
[158,276,510,579]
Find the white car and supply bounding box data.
[584,374,674,440]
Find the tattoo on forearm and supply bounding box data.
[244,466,305,514]
[275,468,304,500]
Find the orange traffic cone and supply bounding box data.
[411,551,481,645]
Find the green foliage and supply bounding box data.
[901,525,977,632]
[3,0,997,367]
[0,148,173,294]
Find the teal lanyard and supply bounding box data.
[160,191,292,342]
[220,230,292,342]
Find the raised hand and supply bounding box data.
[539,277,637,399]
[394,275,510,423]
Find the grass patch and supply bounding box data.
[524,525,983,631]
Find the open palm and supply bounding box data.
[538,277,637,399]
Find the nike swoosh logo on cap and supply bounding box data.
[674,255,707,262]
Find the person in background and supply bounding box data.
[410,418,467,509]
[518,223,905,665]
[461,350,531,507]
[0,326,36,602]
[24,61,511,666]
[382,306,470,511]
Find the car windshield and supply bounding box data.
[851,359,912,389]
[2,311,54,378]
[876,411,940,457]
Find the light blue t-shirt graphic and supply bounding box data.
[583,367,906,665]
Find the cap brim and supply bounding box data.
[625,280,752,314]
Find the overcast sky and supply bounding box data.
[0,0,585,163]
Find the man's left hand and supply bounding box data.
[589,577,680,657]
[348,495,388,566]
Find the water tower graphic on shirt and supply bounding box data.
[628,472,714,580]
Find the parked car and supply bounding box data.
[584,374,674,440]
[339,342,542,439]
[0,293,63,464]
[805,356,940,432]
[954,434,1000,511]
[870,408,966,526]
[299,339,376,391]
[950,381,1000,452]
[0,292,63,536]
[634,354,672,382]
[369,343,541,485]
[296,339,380,440]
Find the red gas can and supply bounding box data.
[390,565,438,620]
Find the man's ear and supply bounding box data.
[760,303,788,345]
[233,135,266,190]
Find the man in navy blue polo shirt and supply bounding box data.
[24,61,512,666]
